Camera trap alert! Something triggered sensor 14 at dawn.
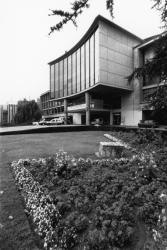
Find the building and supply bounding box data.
[40,15,164,126]
[0,104,17,126]
[134,32,167,122]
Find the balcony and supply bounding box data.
[67,103,86,112]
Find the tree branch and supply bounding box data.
[48,0,114,35]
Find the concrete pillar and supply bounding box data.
[64,99,68,125]
[85,92,90,125]
[110,111,113,125]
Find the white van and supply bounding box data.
[49,117,65,125]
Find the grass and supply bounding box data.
[0,131,108,250]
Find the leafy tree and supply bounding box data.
[14,99,42,124]
[127,27,167,125]
[48,0,167,34]
[147,85,167,124]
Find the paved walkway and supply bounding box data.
[0,125,86,135]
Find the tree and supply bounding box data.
[48,0,114,34]
[14,99,42,124]
[48,0,167,34]
[146,85,167,124]
[128,31,167,83]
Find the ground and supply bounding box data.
[0,131,108,250]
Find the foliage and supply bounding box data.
[128,32,167,84]
[49,0,167,34]
[49,0,113,34]
[14,98,42,124]
[147,85,167,124]
[152,0,167,27]
[11,136,167,250]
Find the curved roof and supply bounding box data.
[48,15,142,65]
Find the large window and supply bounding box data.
[50,65,55,98]
[68,56,72,95]
[95,29,99,83]
[77,49,81,92]
[72,52,77,94]
[64,58,68,96]
[81,45,85,91]
[90,34,95,86]
[59,60,63,97]
[55,63,59,98]
[85,39,90,88]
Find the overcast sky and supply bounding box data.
[0,0,164,104]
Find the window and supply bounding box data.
[81,45,85,90]
[55,63,59,98]
[77,49,81,92]
[59,60,64,97]
[85,39,90,88]
[64,58,68,96]
[50,65,55,98]
[68,56,72,95]
[90,34,95,86]
[72,52,77,94]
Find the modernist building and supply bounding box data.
[133,32,167,122]
[40,15,164,126]
[0,104,17,126]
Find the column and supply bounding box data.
[85,92,90,125]
[64,99,68,125]
[110,111,113,125]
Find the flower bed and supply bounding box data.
[10,132,167,249]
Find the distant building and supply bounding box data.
[40,15,166,126]
[0,104,17,126]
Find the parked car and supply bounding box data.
[49,117,65,125]
[91,118,103,126]
[138,120,158,128]
[38,119,50,125]
[32,121,39,125]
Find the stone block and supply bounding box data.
[98,141,124,158]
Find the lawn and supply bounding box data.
[0,131,108,250]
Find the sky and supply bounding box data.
[0,0,164,104]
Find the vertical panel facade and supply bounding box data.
[64,58,68,96]
[72,52,77,94]
[50,65,55,98]
[49,27,99,99]
[85,39,90,88]
[55,63,59,98]
[81,45,85,91]
[68,56,72,95]
[90,34,95,86]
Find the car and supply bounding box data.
[38,119,50,125]
[32,121,39,125]
[138,120,158,128]
[91,118,103,126]
[49,117,65,125]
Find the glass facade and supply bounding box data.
[90,33,95,86]
[55,63,59,98]
[50,65,55,98]
[68,56,72,95]
[50,28,99,99]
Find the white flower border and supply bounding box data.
[11,159,61,250]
